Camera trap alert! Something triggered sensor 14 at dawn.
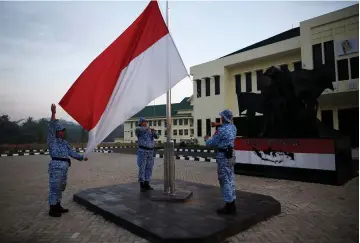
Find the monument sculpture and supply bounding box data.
[237,64,334,138]
[235,64,354,185]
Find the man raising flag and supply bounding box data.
[59,0,188,155]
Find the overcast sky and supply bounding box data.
[0,0,356,121]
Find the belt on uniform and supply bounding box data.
[51,157,71,167]
[138,146,154,151]
[217,147,234,159]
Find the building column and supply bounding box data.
[333,108,339,130]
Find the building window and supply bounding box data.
[197,119,202,137]
[190,129,194,135]
[149,121,152,126]
[337,59,349,81]
[173,119,177,125]
[350,56,359,79]
[164,120,167,127]
[206,119,211,136]
[165,130,167,136]
[235,74,241,94]
[158,120,161,126]
[184,129,188,135]
[173,130,177,136]
[131,122,133,128]
[312,43,322,69]
[158,130,162,136]
[324,40,335,82]
[179,129,183,136]
[293,61,302,71]
[216,118,221,123]
[179,119,183,125]
[214,75,220,95]
[321,110,333,129]
[205,77,210,96]
[256,70,263,91]
[245,72,252,93]
[280,64,288,71]
[184,119,188,125]
[131,131,133,137]
[196,79,201,98]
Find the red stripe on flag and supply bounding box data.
[59,0,168,131]
[234,138,335,154]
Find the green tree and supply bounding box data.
[80,127,88,143]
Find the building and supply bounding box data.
[114,137,124,144]
[123,97,194,143]
[190,4,359,147]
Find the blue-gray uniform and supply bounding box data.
[135,118,159,183]
[205,110,237,205]
[47,120,84,206]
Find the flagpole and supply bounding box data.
[164,0,176,195]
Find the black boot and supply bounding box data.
[216,201,237,215]
[144,181,153,191]
[56,203,69,213]
[229,200,237,215]
[49,205,61,217]
[140,182,147,192]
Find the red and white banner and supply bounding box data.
[235,138,336,171]
[59,0,188,155]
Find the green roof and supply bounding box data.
[130,97,192,119]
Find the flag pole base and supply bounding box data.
[160,140,193,202]
[149,189,193,202]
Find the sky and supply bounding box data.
[0,0,357,122]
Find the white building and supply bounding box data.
[123,97,194,143]
[190,4,359,147]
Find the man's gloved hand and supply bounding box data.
[211,122,221,127]
[61,183,67,191]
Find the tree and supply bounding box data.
[0,114,123,145]
[80,128,88,143]
[0,115,21,144]
[21,117,37,143]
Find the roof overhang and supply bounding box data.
[190,36,300,79]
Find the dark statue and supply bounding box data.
[237,64,337,138]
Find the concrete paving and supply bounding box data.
[0,153,358,243]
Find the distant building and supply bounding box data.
[190,4,359,147]
[114,138,124,144]
[123,97,194,143]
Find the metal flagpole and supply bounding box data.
[164,0,176,195]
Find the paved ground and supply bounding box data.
[113,147,215,159]
[0,154,358,243]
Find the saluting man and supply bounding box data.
[47,104,88,217]
[205,109,237,215]
[135,117,159,192]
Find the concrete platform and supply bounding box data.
[73,180,281,243]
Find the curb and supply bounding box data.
[93,150,113,154]
[2,146,214,154]
[0,149,113,157]
[154,153,216,163]
[111,146,215,153]
[174,148,215,153]
[0,152,49,157]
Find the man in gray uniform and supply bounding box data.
[205,109,237,215]
[135,117,159,192]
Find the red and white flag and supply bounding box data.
[59,0,188,155]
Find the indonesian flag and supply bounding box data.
[59,0,188,156]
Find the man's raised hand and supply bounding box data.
[51,104,56,114]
